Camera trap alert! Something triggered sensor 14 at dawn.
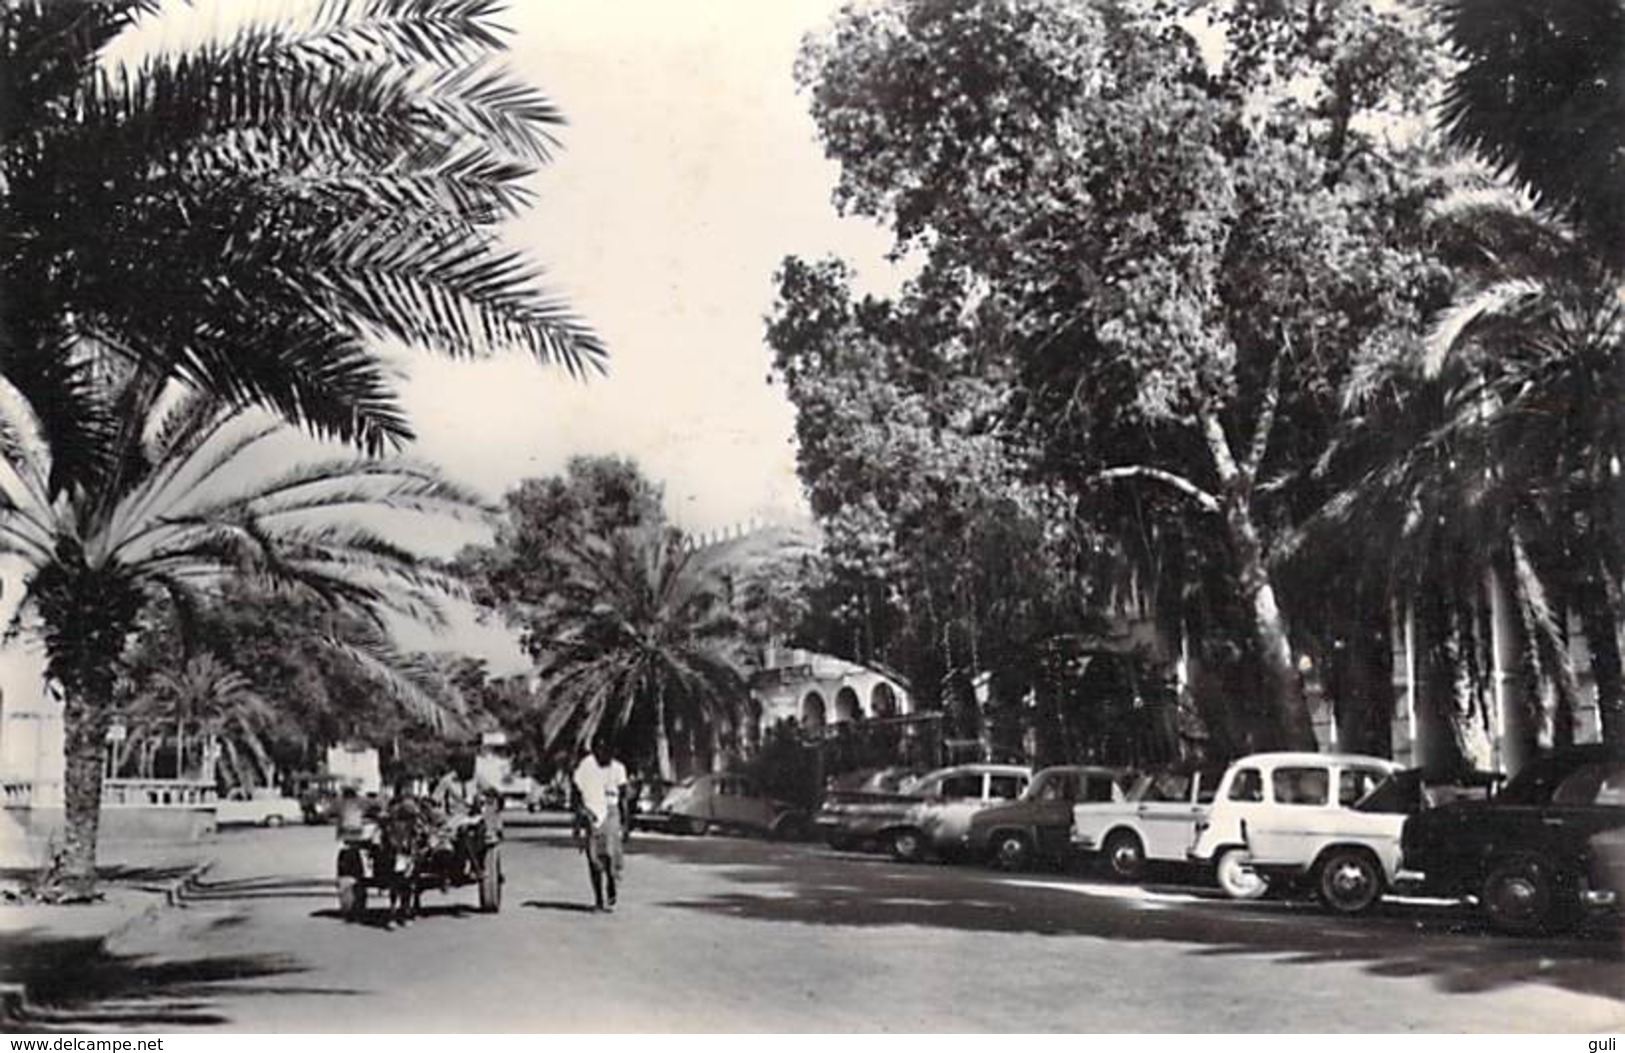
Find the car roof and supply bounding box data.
[1035,765,1130,776]
[1225,751,1400,769]
[918,763,1032,780]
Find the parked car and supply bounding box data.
[1400,744,1625,934]
[1215,765,1504,914]
[815,763,1032,861]
[825,767,924,795]
[1071,764,1226,880]
[627,776,674,831]
[641,773,810,839]
[1188,752,1400,901]
[292,774,354,824]
[216,787,303,827]
[963,765,1131,871]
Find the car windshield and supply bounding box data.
[1353,771,1416,814]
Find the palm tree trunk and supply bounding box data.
[1510,529,1580,748]
[61,687,111,895]
[1576,559,1625,747]
[654,681,674,780]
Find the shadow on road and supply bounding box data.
[0,929,351,1033]
[521,899,601,914]
[632,834,1625,1006]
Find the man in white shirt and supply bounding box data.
[572,737,629,911]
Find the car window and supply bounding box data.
[1272,767,1330,806]
[1553,762,1625,806]
[1035,774,1074,802]
[988,774,1025,800]
[939,774,984,800]
[1195,771,1220,804]
[1228,768,1264,803]
[1145,772,1192,803]
[1080,774,1117,802]
[1339,768,1388,807]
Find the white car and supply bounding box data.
[1188,751,1399,905]
[1072,765,1226,880]
[216,788,304,827]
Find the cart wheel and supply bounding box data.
[338,875,367,920]
[478,846,502,913]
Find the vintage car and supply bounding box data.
[216,787,304,828]
[640,773,810,839]
[1400,745,1625,934]
[1188,751,1400,901]
[962,765,1132,871]
[815,763,1032,861]
[1071,764,1226,880]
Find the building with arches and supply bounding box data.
[749,646,911,737]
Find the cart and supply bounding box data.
[335,805,503,921]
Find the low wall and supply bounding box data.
[0,805,216,870]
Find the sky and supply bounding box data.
[102,1,903,671]
[118,0,899,539]
[395,0,898,537]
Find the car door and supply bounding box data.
[715,777,757,829]
[1024,772,1077,855]
[1244,764,1333,864]
[1137,771,1199,860]
[927,772,989,845]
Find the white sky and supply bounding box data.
[398,1,897,536]
[119,0,897,538]
[116,1,901,670]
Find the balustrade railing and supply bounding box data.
[1,778,218,808]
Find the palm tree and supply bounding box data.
[122,653,276,787]
[533,527,750,780]
[0,379,487,891]
[1,0,604,486]
[1423,184,1624,746]
[1434,0,1625,268]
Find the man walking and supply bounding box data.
[572,737,629,912]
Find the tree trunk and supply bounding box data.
[653,682,674,780]
[1200,410,1314,750]
[1223,499,1314,749]
[61,689,112,895]
[1576,560,1625,747]
[1510,529,1580,749]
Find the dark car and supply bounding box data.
[1400,745,1625,934]
[961,765,1131,871]
[640,773,810,839]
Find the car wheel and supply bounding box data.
[1103,830,1147,882]
[890,827,926,863]
[1215,847,1269,900]
[684,815,710,837]
[1316,848,1384,914]
[991,831,1031,872]
[771,813,810,842]
[478,847,502,914]
[337,876,366,920]
[264,814,285,829]
[1482,857,1577,936]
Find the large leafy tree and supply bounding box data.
[0,0,603,488]
[0,381,485,890]
[784,0,1447,749]
[768,257,1118,753]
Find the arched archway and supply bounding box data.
[870,682,899,718]
[801,691,826,731]
[834,686,861,723]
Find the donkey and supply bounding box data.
[377,800,426,928]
